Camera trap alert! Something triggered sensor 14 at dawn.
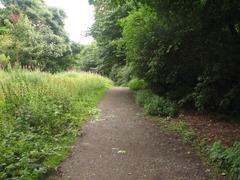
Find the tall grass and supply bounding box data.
[0,69,112,179]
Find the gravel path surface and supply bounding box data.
[49,87,225,180]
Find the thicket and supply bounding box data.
[90,0,240,116]
[0,69,112,179]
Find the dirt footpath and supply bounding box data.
[49,87,225,180]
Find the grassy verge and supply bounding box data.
[0,69,112,179]
[155,118,240,180]
[128,79,239,180]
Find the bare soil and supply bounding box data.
[48,87,227,180]
[181,112,240,146]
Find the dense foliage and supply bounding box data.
[0,69,112,179]
[127,78,148,91]
[89,0,129,79]
[0,0,81,72]
[76,43,98,72]
[135,89,179,117]
[90,0,240,116]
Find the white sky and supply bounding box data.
[0,2,4,8]
[44,0,95,45]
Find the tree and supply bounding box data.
[0,0,80,72]
[91,0,240,115]
[90,0,129,76]
[76,43,98,71]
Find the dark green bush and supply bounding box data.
[209,142,240,179]
[136,90,179,117]
[135,90,153,106]
[144,96,179,117]
[128,78,148,91]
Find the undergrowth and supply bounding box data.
[209,142,240,179]
[129,77,240,179]
[135,90,179,117]
[158,119,240,180]
[0,69,112,179]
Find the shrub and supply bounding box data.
[144,96,179,117]
[135,89,153,106]
[128,78,148,91]
[136,90,179,117]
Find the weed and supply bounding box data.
[0,69,112,179]
[209,142,240,179]
[169,121,197,144]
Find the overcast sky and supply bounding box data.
[44,0,95,45]
[0,1,4,8]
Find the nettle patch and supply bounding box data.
[0,70,112,179]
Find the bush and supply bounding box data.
[128,78,148,91]
[136,90,153,106]
[144,96,179,117]
[0,69,112,179]
[136,90,179,117]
